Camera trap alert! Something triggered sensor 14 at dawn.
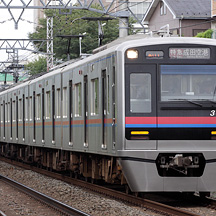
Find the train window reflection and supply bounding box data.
[161,65,216,101]
[130,73,151,113]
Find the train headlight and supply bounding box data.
[126,49,138,59]
[211,131,216,135]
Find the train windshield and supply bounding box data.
[161,65,216,101]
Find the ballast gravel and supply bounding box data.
[0,161,161,216]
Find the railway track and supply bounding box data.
[0,211,7,216]
[0,173,90,216]
[0,157,202,216]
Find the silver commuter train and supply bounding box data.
[1,35,216,193]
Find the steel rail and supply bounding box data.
[0,173,90,216]
[0,210,7,216]
[0,157,199,216]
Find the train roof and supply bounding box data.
[1,35,216,95]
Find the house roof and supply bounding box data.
[143,0,211,22]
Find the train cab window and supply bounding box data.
[130,73,151,113]
[46,91,51,119]
[56,89,61,118]
[91,78,99,115]
[161,65,216,101]
[63,87,67,118]
[36,94,41,120]
[75,83,82,117]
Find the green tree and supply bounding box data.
[25,56,47,75]
[29,7,136,61]
[195,29,213,38]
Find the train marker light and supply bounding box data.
[127,49,138,59]
[131,131,149,135]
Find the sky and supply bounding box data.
[0,8,35,64]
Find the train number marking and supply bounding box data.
[210,110,216,116]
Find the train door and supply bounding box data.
[112,67,116,149]
[3,100,5,140]
[84,76,88,146]
[22,94,25,142]
[125,64,157,149]
[10,98,12,140]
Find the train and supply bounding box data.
[1,35,216,194]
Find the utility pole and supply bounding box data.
[118,0,129,37]
[47,17,54,72]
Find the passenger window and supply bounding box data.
[5,103,7,123]
[91,78,99,115]
[29,97,32,121]
[56,89,61,118]
[75,83,82,117]
[25,97,28,121]
[18,99,22,121]
[36,94,41,120]
[0,104,3,123]
[130,73,151,113]
[63,87,67,118]
[12,101,16,122]
[8,102,10,123]
[46,91,51,119]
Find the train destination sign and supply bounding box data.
[169,48,210,59]
[146,51,164,59]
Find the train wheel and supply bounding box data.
[125,185,131,194]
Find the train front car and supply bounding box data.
[117,37,216,193]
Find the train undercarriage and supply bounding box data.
[0,143,126,185]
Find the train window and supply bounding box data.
[29,97,32,121]
[25,97,28,121]
[36,94,41,120]
[7,102,10,123]
[56,89,61,118]
[75,83,82,117]
[107,75,110,114]
[18,99,22,121]
[130,73,151,113]
[161,65,216,101]
[12,101,16,122]
[91,78,99,115]
[63,87,67,118]
[5,103,7,123]
[0,104,3,123]
[46,91,51,119]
